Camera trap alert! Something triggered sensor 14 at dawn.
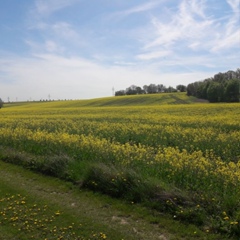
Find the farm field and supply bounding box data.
[0,92,240,238]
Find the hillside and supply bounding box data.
[3,92,205,109]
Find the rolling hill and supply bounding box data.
[3,92,207,109]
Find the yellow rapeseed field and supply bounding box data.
[0,102,239,191]
[0,98,240,235]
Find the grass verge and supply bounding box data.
[0,158,232,240]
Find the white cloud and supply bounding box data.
[108,0,166,21]
[34,0,80,17]
[137,50,171,60]
[51,22,80,41]
[211,31,240,52]
[226,0,240,11]
[137,0,239,65]
[120,1,164,15]
[25,20,84,55]
[179,0,207,19]
[209,1,240,52]
[143,1,213,50]
[188,42,201,50]
[0,53,215,102]
[45,40,60,52]
[25,39,65,54]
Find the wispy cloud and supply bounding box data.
[211,31,240,52]
[25,20,84,55]
[144,0,213,50]
[137,0,239,64]
[51,22,80,41]
[33,0,80,17]
[25,39,65,54]
[210,0,240,52]
[108,0,166,20]
[120,1,164,15]
[26,0,86,55]
[137,50,171,60]
[226,0,240,11]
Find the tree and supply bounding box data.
[0,98,3,109]
[143,85,148,93]
[187,82,201,96]
[157,84,165,93]
[115,90,125,96]
[207,82,223,102]
[214,72,225,82]
[176,85,187,92]
[136,86,145,94]
[224,79,240,102]
[164,86,177,93]
[147,84,158,94]
[126,85,138,95]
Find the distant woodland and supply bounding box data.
[115,68,240,103]
[186,69,240,102]
[115,84,185,96]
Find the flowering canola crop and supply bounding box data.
[0,101,240,234]
[0,103,239,191]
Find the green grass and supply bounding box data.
[0,160,225,240]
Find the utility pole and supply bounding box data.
[112,87,115,96]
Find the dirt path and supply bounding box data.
[0,160,224,240]
[0,161,174,240]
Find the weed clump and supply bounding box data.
[82,163,158,203]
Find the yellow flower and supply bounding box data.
[55,211,61,216]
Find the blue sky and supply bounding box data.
[0,0,239,101]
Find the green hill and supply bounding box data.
[3,92,206,109]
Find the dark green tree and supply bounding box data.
[0,98,3,108]
[207,82,224,102]
[147,84,158,94]
[126,85,138,95]
[115,90,125,96]
[224,79,240,102]
[136,86,145,94]
[176,85,187,92]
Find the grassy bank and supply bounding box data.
[0,160,223,240]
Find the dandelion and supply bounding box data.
[55,211,61,216]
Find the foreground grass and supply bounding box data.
[0,160,225,240]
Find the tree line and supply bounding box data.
[187,69,240,103]
[115,68,240,103]
[115,84,187,96]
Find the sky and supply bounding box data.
[0,0,239,101]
